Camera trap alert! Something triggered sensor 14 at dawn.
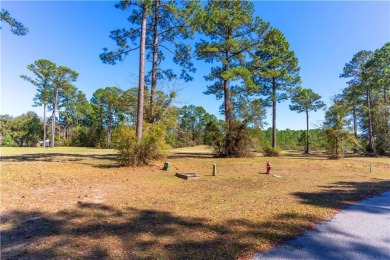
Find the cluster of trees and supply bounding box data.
[3,1,387,162]
[0,112,42,147]
[324,42,389,157]
[98,0,328,159]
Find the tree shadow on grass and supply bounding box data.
[0,153,119,169]
[0,153,118,162]
[1,202,326,259]
[2,181,389,259]
[292,180,390,210]
[167,152,217,159]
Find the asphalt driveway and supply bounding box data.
[254,191,390,260]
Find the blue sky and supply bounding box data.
[1,1,389,130]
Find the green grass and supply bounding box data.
[1,147,389,259]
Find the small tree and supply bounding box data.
[9,112,43,147]
[113,123,167,166]
[289,87,325,154]
[323,98,357,159]
[91,87,126,148]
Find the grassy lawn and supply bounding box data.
[1,146,389,259]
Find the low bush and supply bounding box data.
[263,146,281,157]
[113,123,167,166]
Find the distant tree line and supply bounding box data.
[0,105,326,153]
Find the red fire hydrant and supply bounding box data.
[266,162,272,174]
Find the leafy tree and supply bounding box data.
[9,112,43,147]
[176,105,217,147]
[21,59,57,147]
[289,87,325,154]
[91,87,126,148]
[0,115,15,146]
[0,9,28,35]
[203,120,224,153]
[252,28,301,150]
[296,131,307,151]
[196,0,269,156]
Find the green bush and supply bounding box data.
[1,135,16,147]
[113,123,167,166]
[214,121,255,158]
[262,146,281,157]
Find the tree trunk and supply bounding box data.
[43,103,47,147]
[107,112,112,148]
[366,88,374,154]
[51,89,58,148]
[136,3,147,140]
[305,110,309,154]
[352,103,358,153]
[272,78,277,149]
[223,54,232,130]
[223,47,233,156]
[384,86,387,103]
[149,0,160,124]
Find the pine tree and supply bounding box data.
[340,50,374,154]
[101,0,199,130]
[289,87,325,154]
[196,0,269,156]
[0,9,28,35]
[252,28,301,149]
[21,60,57,147]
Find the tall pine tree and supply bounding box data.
[251,28,301,149]
[289,87,325,154]
[196,0,269,156]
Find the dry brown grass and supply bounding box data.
[1,146,389,259]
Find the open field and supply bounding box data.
[1,147,389,259]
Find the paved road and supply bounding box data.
[254,192,390,260]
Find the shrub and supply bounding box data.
[324,127,358,159]
[263,146,281,157]
[204,120,224,154]
[113,123,167,166]
[1,135,15,147]
[215,121,254,158]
